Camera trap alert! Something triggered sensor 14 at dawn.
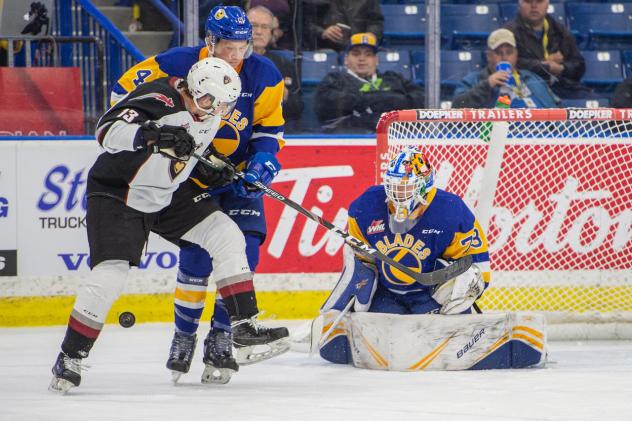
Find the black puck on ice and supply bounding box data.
[118,311,136,328]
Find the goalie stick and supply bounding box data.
[193,152,473,286]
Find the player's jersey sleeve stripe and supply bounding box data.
[348,217,369,245]
[113,58,168,102]
[253,81,285,126]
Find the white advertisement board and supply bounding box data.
[11,141,179,276]
[0,142,17,275]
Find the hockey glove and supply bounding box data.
[192,146,236,189]
[233,152,281,199]
[138,121,196,160]
[432,263,484,315]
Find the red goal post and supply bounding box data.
[376,108,632,338]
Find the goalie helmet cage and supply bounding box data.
[376,108,632,339]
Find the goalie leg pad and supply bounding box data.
[318,310,353,364]
[347,312,546,371]
[322,245,378,313]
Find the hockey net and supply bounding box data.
[376,108,632,339]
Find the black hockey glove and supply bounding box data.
[139,121,195,160]
[193,147,236,189]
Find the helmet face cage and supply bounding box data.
[383,148,434,221]
[205,6,253,58]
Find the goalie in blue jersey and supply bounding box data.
[317,147,546,371]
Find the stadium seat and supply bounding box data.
[411,49,484,88]
[567,3,632,49]
[381,4,425,47]
[301,50,339,86]
[499,2,565,25]
[440,50,485,88]
[441,4,501,49]
[268,49,293,62]
[377,49,412,79]
[581,50,624,91]
[622,50,632,77]
[560,97,610,108]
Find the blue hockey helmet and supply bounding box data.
[205,6,252,41]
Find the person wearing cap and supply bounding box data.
[504,0,592,99]
[314,32,424,133]
[452,28,559,109]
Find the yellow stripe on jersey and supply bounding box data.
[253,80,285,146]
[112,58,169,105]
[347,216,370,245]
[443,219,489,260]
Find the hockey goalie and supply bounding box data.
[315,147,547,371]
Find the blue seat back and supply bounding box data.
[441,4,501,48]
[382,4,426,46]
[441,50,485,87]
[302,50,339,86]
[582,50,624,87]
[377,49,412,79]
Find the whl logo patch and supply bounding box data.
[367,219,385,235]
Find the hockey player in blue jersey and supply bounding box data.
[317,147,546,370]
[112,6,288,384]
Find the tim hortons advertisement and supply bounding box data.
[3,139,375,276]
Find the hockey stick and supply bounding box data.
[193,153,472,286]
[317,296,355,349]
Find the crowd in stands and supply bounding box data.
[5,0,632,134]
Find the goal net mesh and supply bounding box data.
[376,109,632,329]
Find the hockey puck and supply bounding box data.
[118,311,136,328]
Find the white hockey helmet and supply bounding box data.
[186,57,241,118]
[383,147,435,221]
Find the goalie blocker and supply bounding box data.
[319,311,546,371]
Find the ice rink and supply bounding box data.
[2,321,632,421]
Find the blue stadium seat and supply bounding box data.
[411,50,484,88]
[377,49,412,79]
[500,2,565,25]
[622,50,632,77]
[381,4,426,47]
[441,4,501,49]
[567,3,632,49]
[441,50,485,88]
[268,50,293,62]
[560,97,610,108]
[581,50,624,89]
[301,50,339,86]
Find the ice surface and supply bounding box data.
[2,321,632,421]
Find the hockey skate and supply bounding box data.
[202,329,238,384]
[232,314,290,365]
[48,351,82,394]
[166,331,197,383]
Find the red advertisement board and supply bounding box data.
[258,141,375,273]
[0,67,84,136]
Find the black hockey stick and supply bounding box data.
[193,153,472,286]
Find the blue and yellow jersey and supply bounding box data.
[347,186,491,295]
[111,46,285,166]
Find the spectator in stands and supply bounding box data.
[304,0,384,51]
[504,0,592,99]
[247,5,303,123]
[453,29,559,109]
[314,33,424,133]
[612,77,632,108]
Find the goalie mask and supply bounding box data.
[384,147,435,223]
[186,57,241,119]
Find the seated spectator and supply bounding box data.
[250,0,292,49]
[612,77,632,108]
[304,0,384,51]
[505,0,593,99]
[453,29,559,109]
[314,33,424,133]
[248,5,303,123]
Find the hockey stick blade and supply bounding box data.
[193,152,467,286]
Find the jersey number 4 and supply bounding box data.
[133,69,152,86]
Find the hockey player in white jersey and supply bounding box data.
[48,57,259,393]
[314,147,546,371]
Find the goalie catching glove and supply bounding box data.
[191,146,236,189]
[233,152,281,199]
[137,121,196,160]
[431,261,484,315]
